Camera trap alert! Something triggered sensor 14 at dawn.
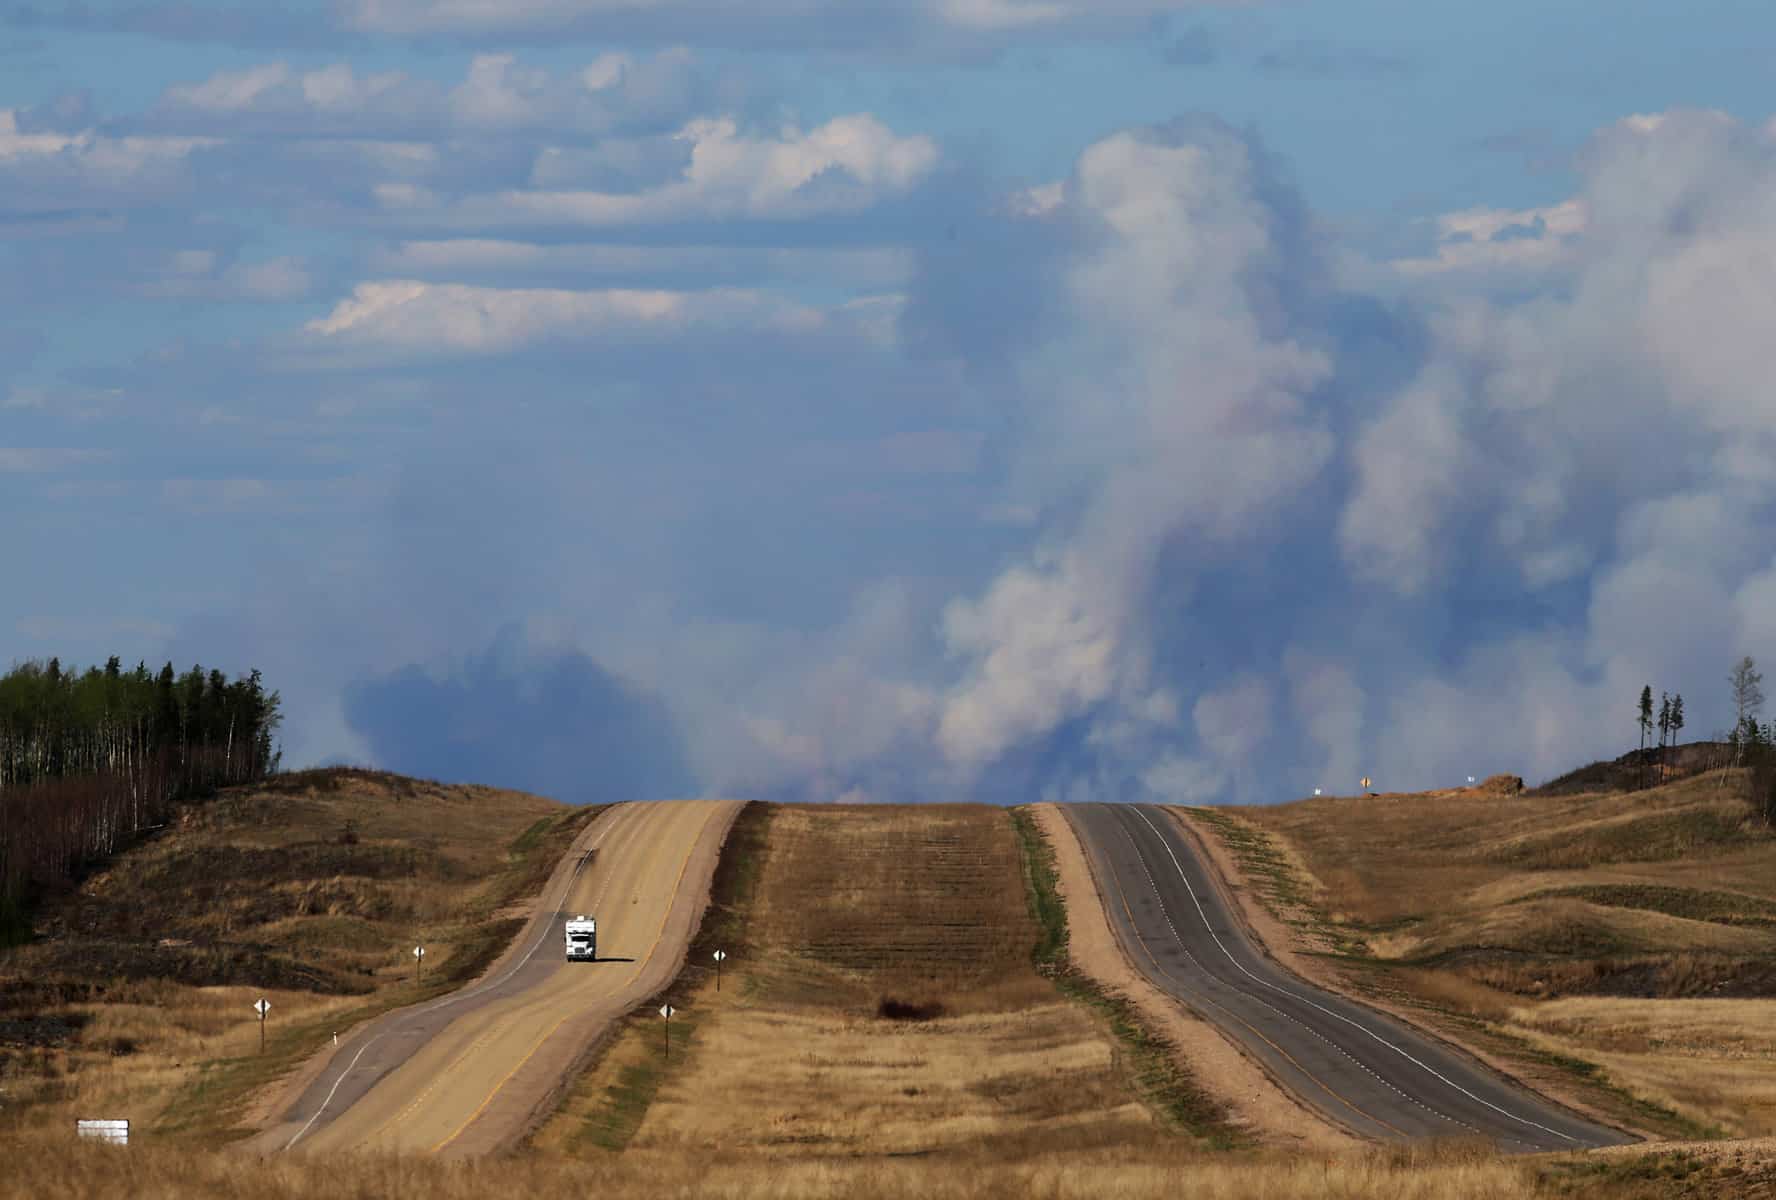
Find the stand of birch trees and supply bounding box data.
[0,656,281,932]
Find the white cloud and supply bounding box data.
[166,63,293,111]
[0,108,216,177]
[1345,110,1776,601]
[301,279,834,357]
[372,238,913,289]
[0,448,113,472]
[1392,199,1585,276]
[142,253,313,301]
[152,49,706,138]
[337,0,1241,39]
[448,114,938,228]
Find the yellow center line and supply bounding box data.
[429,801,721,1154]
[349,803,656,1149]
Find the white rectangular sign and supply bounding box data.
[76,1119,129,1145]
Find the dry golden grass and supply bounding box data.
[1216,768,1776,1138]
[0,769,587,1142]
[2,1130,1597,1200]
[748,803,1053,1014]
[1507,998,1776,1137]
[538,803,1173,1161]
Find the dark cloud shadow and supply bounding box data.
[344,629,699,804]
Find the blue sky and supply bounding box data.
[7,1,1776,804]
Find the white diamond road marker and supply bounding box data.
[413,946,425,958]
[659,1004,675,1019]
[254,999,270,1017]
[713,950,726,962]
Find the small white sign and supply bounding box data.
[1467,776,1476,784]
[1313,788,1322,796]
[76,1119,129,1145]
[254,999,270,1018]
[659,1004,675,1020]
[413,946,425,958]
[712,950,726,962]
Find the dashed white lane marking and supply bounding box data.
[1121,805,1580,1147]
[281,803,648,1151]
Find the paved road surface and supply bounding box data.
[1061,802,1630,1152]
[253,799,741,1157]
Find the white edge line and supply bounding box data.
[281,804,634,1151]
[1126,805,1580,1145]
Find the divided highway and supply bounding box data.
[254,799,741,1158]
[1061,803,1630,1152]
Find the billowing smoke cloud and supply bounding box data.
[322,110,1776,804]
[47,87,1776,807]
[344,627,697,803]
[932,120,1334,797]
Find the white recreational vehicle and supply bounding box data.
[565,915,597,961]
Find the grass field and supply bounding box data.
[536,802,1229,1162]
[17,1127,1776,1199]
[1206,766,1776,1139]
[0,767,590,1142]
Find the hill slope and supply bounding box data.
[1203,767,1776,1139]
[0,767,594,1141]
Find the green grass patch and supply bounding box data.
[1008,807,1067,968]
[571,1009,703,1152]
[552,803,763,1154]
[1186,807,1367,957]
[687,801,771,967]
[1185,807,1311,913]
[1008,807,1241,1147]
[509,816,556,856]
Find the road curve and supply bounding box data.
[1060,802,1631,1153]
[252,799,741,1158]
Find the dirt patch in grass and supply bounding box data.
[539,802,1222,1163]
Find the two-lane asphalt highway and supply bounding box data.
[1061,803,1630,1152]
[253,799,741,1158]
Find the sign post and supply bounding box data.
[659,1003,675,1060]
[413,945,426,988]
[713,949,726,992]
[254,998,270,1053]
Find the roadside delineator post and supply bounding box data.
[713,949,726,992]
[254,998,270,1053]
[659,1003,675,1060]
[414,945,425,988]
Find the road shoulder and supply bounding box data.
[1168,806,1644,1142]
[1031,803,1357,1153]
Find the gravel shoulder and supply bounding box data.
[1031,803,1356,1153]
